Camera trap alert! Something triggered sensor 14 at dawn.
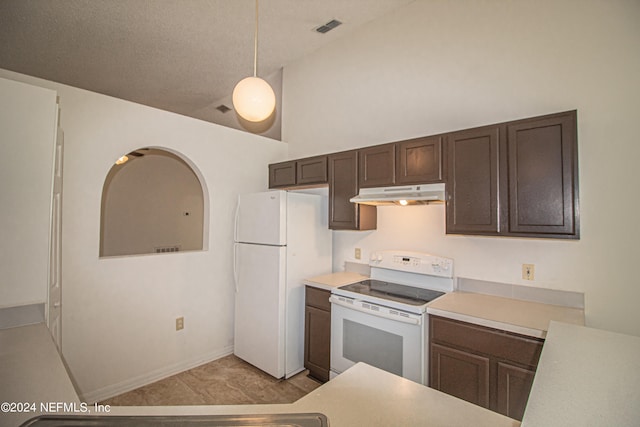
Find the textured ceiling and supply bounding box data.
[0,0,414,139]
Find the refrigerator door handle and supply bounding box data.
[234,197,240,243]
[233,243,239,293]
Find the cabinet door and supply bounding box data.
[297,156,328,186]
[446,126,502,235]
[430,343,490,408]
[358,143,396,188]
[496,362,536,421]
[304,305,331,382]
[396,136,443,184]
[269,161,296,188]
[328,151,376,230]
[507,111,578,237]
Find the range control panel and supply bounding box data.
[369,250,454,278]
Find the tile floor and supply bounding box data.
[100,355,322,406]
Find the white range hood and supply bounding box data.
[350,183,446,206]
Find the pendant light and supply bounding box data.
[232,0,276,122]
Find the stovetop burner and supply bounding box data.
[338,279,445,306]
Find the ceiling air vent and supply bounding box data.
[216,104,232,113]
[315,19,342,34]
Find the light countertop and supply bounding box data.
[522,321,640,426]
[293,363,519,427]
[5,318,640,426]
[104,363,520,427]
[427,292,585,338]
[0,323,80,426]
[1,322,517,427]
[303,271,368,291]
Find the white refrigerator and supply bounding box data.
[233,190,332,379]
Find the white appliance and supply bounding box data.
[330,250,454,384]
[349,183,446,206]
[234,190,332,379]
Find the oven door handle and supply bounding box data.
[329,295,422,325]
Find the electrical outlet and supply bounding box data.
[355,248,361,260]
[176,316,184,331]
[522,264,535,281]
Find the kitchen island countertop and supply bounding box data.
[0,323,80,427]
[5,319,640,426]
[1,322,518,427]
[97,362,521,427]
[521,321,640,426]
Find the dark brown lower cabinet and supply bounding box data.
[430,343,490,408]
[430,315,544,421]
[304,286,331,382]
[496,362,536,419]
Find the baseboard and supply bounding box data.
[80,345,234,404]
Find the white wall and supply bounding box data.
[0,69,287,401]
[282,0,640,336]
[0,77,57,308]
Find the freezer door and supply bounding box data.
[235,191,286,245]
[234,242,286,378]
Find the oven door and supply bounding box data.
[330,295,425,384]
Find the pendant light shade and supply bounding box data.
[233,0,275,122]
[233,76,275,122]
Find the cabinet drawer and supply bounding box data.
[430,315,543,368]
[305,286,331,311]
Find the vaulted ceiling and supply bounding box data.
[0,0,414,139]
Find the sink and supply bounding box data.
[20,413,329,427]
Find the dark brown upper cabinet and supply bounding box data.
[507,111,579,237]
[297,156,328,186]
[358,143,396,188]
[269,155,328,189]
[396,136,444,184]
[267,110,578,238]
[269,160,296,188]
[328,150,376,230]
[446,125,502,235]
[446,110,579,239]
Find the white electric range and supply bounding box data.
[330,250,454,384]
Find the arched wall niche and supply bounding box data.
[100,147,209,257]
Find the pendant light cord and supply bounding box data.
[253,0,258,77]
